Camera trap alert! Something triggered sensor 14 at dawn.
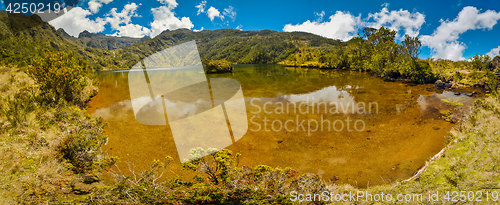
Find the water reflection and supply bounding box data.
[88,64,483,188]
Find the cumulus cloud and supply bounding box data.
[106,3,140,29]
[366,5,425,37]
[223,6,236,21]
[487,46,500,58]
[150,1,194,37]
[105,3,151,37]
[420,6,500,60]
[88,0,113,14]
[195,1,206,15]
[283,11,361,41]
[49,7,107,36]
[283,5,425,42]
[207,6,223,21]
[158,0,178,8]
[50,0,193,38]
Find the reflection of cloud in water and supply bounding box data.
[282,86,360,114]
[92,96,211,122]
[92,99,133,120]
[417,95,427,111]
[284,86,355,104]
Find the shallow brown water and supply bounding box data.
[87,64,483,188]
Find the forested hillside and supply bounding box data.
[1,11,498,84]
[0,11,343,71]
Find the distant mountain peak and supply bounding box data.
[78,30,106,38]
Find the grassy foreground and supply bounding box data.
[0,51,499,204]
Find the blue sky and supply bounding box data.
[2,0,500,60]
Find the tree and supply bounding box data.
[402,34,422,59]
[469,54,491,70]
[362,27,377,40]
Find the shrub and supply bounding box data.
[486,71,498,92]
[468,70,484,80]
[55,105,115,173]
[203,59,234,74]
[27,52,95,106]
[183,147,240,185]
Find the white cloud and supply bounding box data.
[207,6,223,21]
[314,11,325,22]
[106,3,140,30]
[223,6,236,22]
[195,1,206,15]
[104,3,151,37]
[50,1,193,38]
[366,5,425,37]
[236,24,243,30]
[158,0,178,8]
[193,27,204,32]
[283,5,424,42]
[49,7,107,37]
[112,23,151,38]
[283,11,361,41]
[150,5,194,37]
[88,0,113,14]
[420,6,500,60]
[487,46,500,58]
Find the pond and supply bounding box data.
[87,64,483,188]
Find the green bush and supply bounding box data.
[27,52,95,106]
[203,59,234,74]
[486,71,498,92]
[54,105,114,173]
[468,70,484,80]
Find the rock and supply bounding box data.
[451,83,459,89]
[434,80,445,89]
[454,92,461,95]
[444,83,452,89]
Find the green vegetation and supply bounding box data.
[28,52,96,106]
[282,27,435,83]
[0,53,115,203]
[89,148,327,204]
[1,11,500,204]
[203,59,233,73]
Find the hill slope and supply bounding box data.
[58,29,151,50]
[0,11,343,71]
